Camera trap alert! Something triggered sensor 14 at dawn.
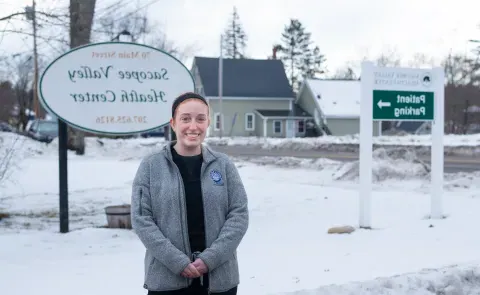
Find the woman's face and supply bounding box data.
[170,98,210,152]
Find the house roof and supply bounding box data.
[303,79,361,118]
[193,56,294,98]
[255,105,312,118]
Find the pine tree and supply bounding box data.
[222,6,247,59]
[276,19,326,91]
[301,46,326,79]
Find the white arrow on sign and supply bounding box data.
[377,100,391,109]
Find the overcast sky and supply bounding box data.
[1,0,480,75]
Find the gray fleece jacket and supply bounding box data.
[131,142,249,293]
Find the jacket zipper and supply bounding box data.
[138,189,143,215]
[168,146,212,292]
[200,162,211,294]
[169,158,192,287]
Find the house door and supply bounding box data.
[286,119,295,138]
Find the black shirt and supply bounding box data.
[171,146,206,252]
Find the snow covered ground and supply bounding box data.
[1,132,480,295]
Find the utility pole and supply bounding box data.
[25,1,40,119]
[32,0,39,118]
[218,34,223,138]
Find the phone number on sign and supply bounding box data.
[96,116,148,124]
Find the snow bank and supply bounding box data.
[47,136,167,159]
[205,134,480,147]
[333,148,430,182]
[275,263,480,295]
[205,135,480,157]
[231,156,342,170]
[233,147,430,182]
[0,132,167,160]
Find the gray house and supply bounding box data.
[191,57,313,138]
[296,79,382,136]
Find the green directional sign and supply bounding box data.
[372,90,434,121]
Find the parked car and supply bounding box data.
[0,122,16,132]
[26,119,58,143]
[140,126,165,138]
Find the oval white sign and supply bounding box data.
[38,42,195,135]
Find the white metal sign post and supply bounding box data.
[359,61,445,228]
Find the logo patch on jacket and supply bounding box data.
[210,170,224,186]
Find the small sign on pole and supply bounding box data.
[360,62,445,229]
[372,90,434,121]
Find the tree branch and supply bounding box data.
[0,12,25,22]
[0,11,64,22]
[1,29,69,45]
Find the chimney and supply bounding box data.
[272,46,277,59]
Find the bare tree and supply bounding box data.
[0,134,24,187]
[335,47,403,78]
[94,9,150,43]
[0,129,27,220]
[147,31,197,63]
[93,10,196,63]
[406,52,437,68]
[375,48,402,67]
[331,66,357,80]
[442,51,480,133]
[0,81,16,123]
[442,53,479,86]
[67,0,96,155]
[9,56,35,130]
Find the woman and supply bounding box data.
[131,92,249,295]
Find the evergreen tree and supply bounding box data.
[222,6,248,59]
[276,19,326,91]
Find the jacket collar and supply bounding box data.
[163,141,217,164]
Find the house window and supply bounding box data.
[214,113,223,131]
[273,120,282,134]
[245,113,254,131]
[297,120,305,133]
